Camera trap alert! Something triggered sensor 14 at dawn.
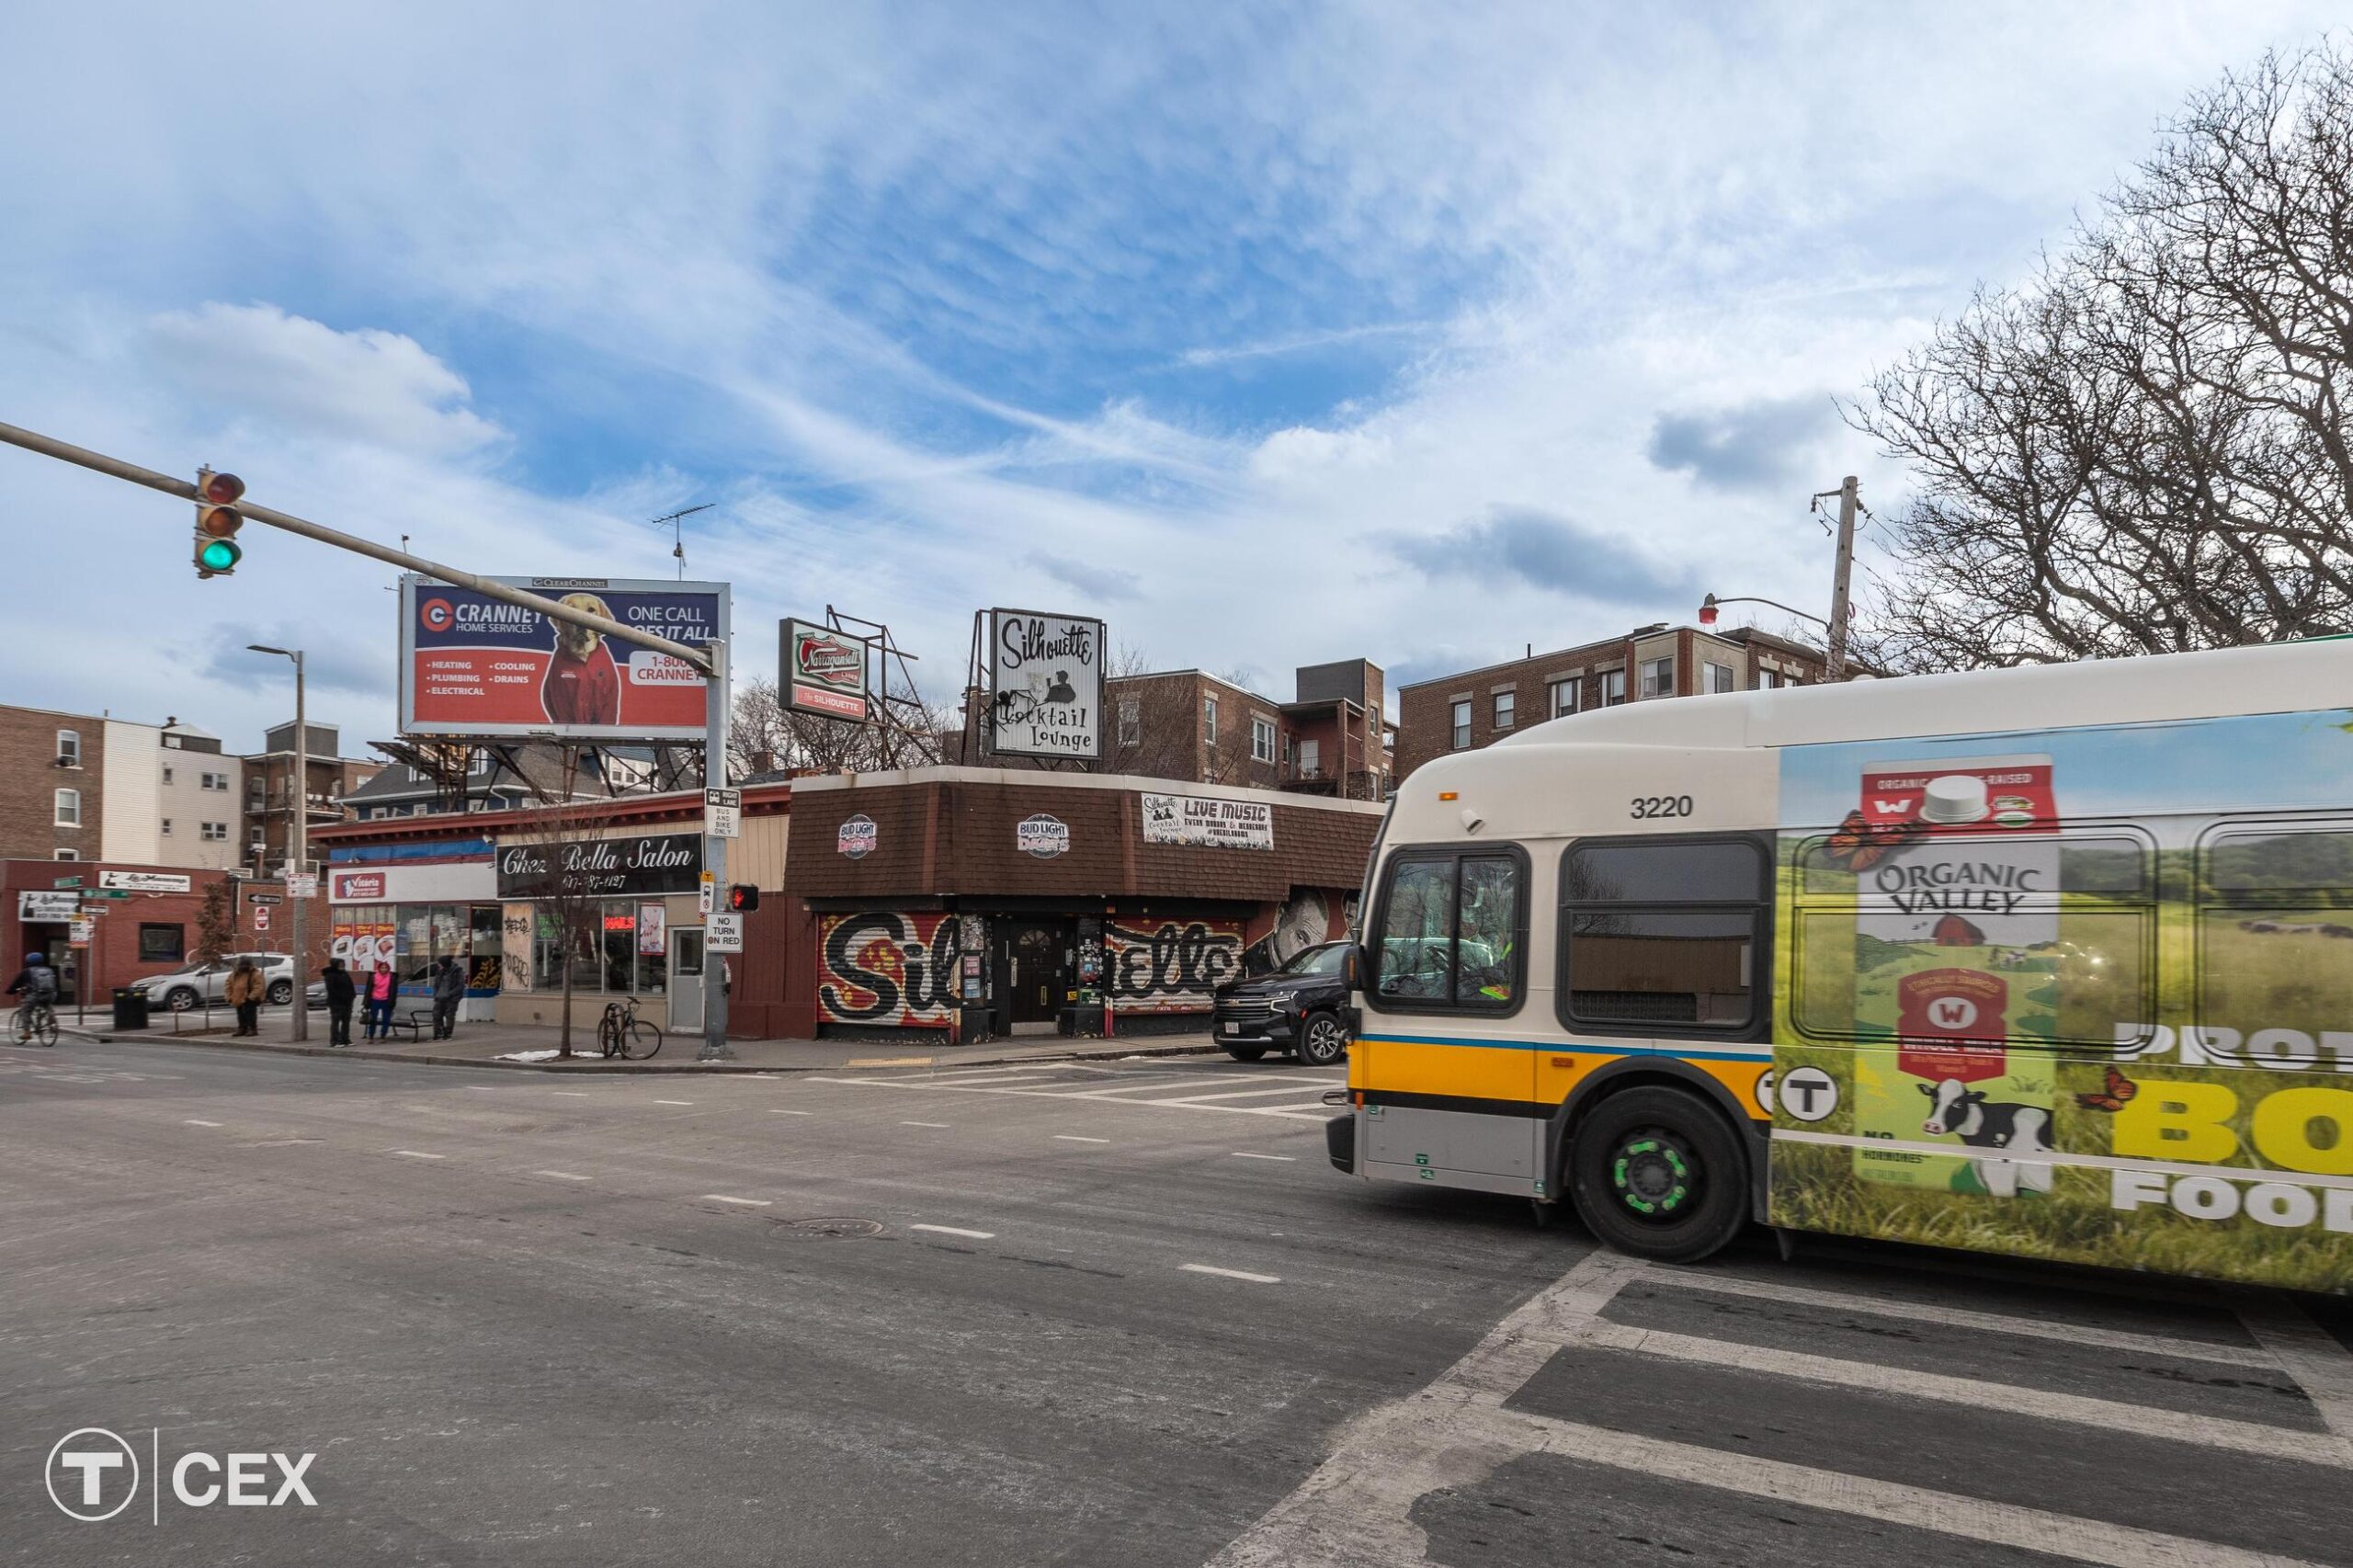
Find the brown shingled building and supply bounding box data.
[785,767,1382,1040]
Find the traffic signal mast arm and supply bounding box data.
[0,420,714,676]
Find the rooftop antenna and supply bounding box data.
[649,504,716,580]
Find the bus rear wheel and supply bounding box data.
[1568,1086,1746,1264]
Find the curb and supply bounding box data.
[60,1029,1222,1074]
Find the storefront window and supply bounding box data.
[529,899,670,995]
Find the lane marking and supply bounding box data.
[1232,1153,1298,1162]
[1496,1405,2325,1568]
[810,1074,1334,1121]
[900,1120,951,1129]
[552,1090,591,1097]
[536,1170,592,1181]
[2234,1294,2353,1442]
[700,1194,771,1207]
[1182,1264,1281,1284]
[769,1108,813,1116]
[466,1085,501,1091]
[1053,1135,1111,1144]
[652,1099,694,1106]
[1130,1084,1344,1104]
[183,1119,222,1128]
[1652,1267,2283,1370]
[1569,1319,2353,1467]
[389,1150,446,1161]
[846,1056,933,1068]
[910,1224,995,1240]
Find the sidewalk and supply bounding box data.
[60,1006,1220,1074]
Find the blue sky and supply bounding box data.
[1,2,2341,751]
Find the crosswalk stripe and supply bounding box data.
[1495,1405,2325,1568]
[1567,1318,2353,1468]
[1650,1267,2283,1370]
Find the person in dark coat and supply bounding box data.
[430,955,465,1040]
[321,958,356,1047]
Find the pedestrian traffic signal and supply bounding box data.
[727,884,759,913]
[193,468,245,577]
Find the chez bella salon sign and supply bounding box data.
[496,832,703,899]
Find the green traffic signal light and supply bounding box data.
[197,538,242,574]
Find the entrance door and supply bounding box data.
[670,927,705,1033]
[1000,921,1065,1030]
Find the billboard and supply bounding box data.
[780,618,870,721]
[399,575,729,741]
[989,608,1102,759]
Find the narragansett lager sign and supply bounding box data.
[496,832,703,898]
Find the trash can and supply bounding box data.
[111,986,151,1031]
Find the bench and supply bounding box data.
[365,1010,425,1043]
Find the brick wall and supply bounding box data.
[1394,628,1827,778]
[0,706,102,861]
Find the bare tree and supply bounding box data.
[1849,47,2353,669]
[506,748,607,1057]
[730,676,947,777]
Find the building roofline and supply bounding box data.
[1393,623,1824,692]
[313,780,795,844]
[792,764,1387,814]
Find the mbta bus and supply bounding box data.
[1326,638,2353,1293]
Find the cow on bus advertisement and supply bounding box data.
[1768,708,2353,1292]
[398,575,729,741]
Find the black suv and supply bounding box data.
[1210,941,1352,1066]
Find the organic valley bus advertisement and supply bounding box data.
[402,577,726,739]
[1770,710,2353,1293]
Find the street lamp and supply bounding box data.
[1698,592,1830,632]
[248,643,310,1042]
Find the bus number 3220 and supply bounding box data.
[1630,795,1694,819]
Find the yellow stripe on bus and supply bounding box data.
[1353,1038,1771,1121]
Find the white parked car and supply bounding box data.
[133,953,298,1011]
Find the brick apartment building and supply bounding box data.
[1099,659,1394,802]
[241,721,381,877]
[1,704,254,869]
[1394,622,1825,778]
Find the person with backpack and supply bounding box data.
[363,965,397,1040]
[321,957,356,1047]
[7,951,59,1042]
[224,956,265,1037]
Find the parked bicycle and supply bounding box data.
[597,995,663,1061]
[11,999,59,1048]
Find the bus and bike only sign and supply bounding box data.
[1768,710,2353,1291]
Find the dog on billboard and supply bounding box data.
[543,593,623,727]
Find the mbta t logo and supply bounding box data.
[46,1427,317,1522]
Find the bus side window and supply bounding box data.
[2198,819,2353,1064]
[1370,848,1526,1012]
[1561,836,1768,1037]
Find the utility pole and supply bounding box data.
[0,419,735,1057]
[1824,474,1859,682]
[700,639,731,1061]
[250,643,310,1042]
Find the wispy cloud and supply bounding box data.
[1175,322,1433,369]
[1388,507,1696,605]
[1646,394,1841,494]
[1023,551,1142,603]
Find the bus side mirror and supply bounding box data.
[1342,944,1365,994]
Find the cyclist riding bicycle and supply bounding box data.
[7,951,58,1005]
[8,950,60,1040]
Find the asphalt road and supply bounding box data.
[5,1037,2351,1567]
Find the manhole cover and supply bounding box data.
[776,1216,884,1240]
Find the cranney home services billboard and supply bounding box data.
[399,575,730,741]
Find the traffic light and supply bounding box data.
[192,467,245,577]
[727,884,760,913]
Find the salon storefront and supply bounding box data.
[782,767,1384,1043]
[491,828,708,1033]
